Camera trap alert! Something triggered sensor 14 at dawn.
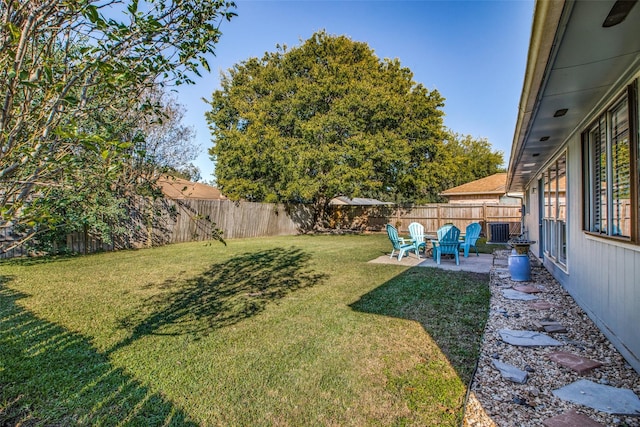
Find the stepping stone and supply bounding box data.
[494,267,510,277]
[528,301,558,310]
[544,324,568,333]
[533,320,568,333]
[514,284,544,293]
[547,352,603,374]
[492,359,528,384]
[542,409,605,427]
[502,289,539,301]
[494,308,508,317]
[556,336,587,347]
[552,379,640,415]
[499,329,563,347]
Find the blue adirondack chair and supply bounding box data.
[386,224,419,260]
[437,223,454,240]
[431,225,461,265]
[408,222,427,257]
[460,222,482,257]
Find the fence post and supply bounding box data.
[483,203,488,235]
[83,224,88,255]
[395,206,400,228]
[146,196,153,248]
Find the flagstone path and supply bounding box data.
[463,250,640,427]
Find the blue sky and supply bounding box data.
[174,0,535,182]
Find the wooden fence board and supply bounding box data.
[2,200,522,257]
[338,203,522,236]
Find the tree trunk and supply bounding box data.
[313,197,330,231]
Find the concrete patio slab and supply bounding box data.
[493,258,509,267]
[499,329,563,347]
[368,253,493,274]
[368,254,425,267]
[552,379,640,415]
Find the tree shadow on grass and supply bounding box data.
[0,277,197,426]
[349,267,491,385]
[0,254,78,267]
[112,247,327,353]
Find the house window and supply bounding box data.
[542,154,567,266]
[583,82,637,242]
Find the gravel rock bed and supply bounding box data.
[463,250,640,426]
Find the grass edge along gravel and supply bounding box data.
[0,234,490,426]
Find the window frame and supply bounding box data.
[542,153,567,267]
[582,81,639,244]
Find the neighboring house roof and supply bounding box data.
[158,176,227,200]
[440,173,508,197]
[329,196,393,206]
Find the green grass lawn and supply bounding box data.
[0,234,490,426]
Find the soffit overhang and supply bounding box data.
[507,0,640,191]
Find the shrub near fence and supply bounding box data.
[60,199,310,255]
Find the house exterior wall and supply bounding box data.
[447,194,523,205]
[447,195,500,204]
[498,195,523,205]
[522,186,539,255]
[522,71,640,373]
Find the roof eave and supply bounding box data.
[441,191,506,197]
[507,0,566,192]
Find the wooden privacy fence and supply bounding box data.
[165,199,308,241]
[0,226,27,259]
[60,198,311,255]
[2,200,522,257]
[330,203,523,237]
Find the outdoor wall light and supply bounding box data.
[553,109,568,117]
[603,0,637,27]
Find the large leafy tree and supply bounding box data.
[437,132,505,198]
[0,0,236,251]
[10,83,206,252]
[207,31,450,227]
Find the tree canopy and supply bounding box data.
[207,31,503,228]
[439,131,505,191]
[0,0,235,252]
